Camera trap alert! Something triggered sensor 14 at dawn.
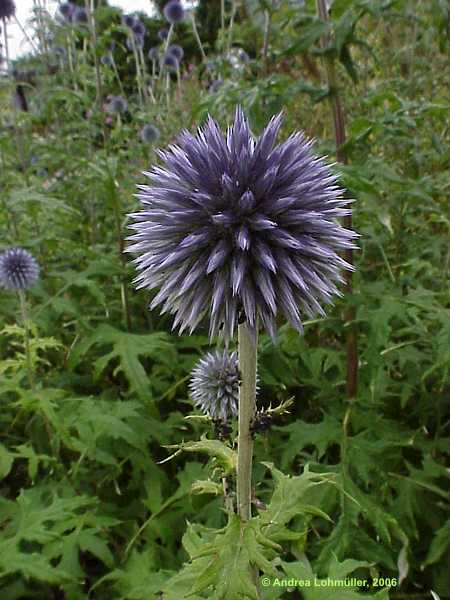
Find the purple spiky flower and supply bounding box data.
[140,124,160,144]
[163,0,184,24]
[127,107,357,340]
[100,54,113,66]
[167,43,184,62]
[122,14,135,28]
[0,0,15,20]
[148,46,159,62]
[0,247,39,290]
[189,350,239,421]
[127,34,144,50]
[58,2,75,21]
[105,95,127,114]
[157,27,169,41]
[73,7,88,25]
[161,52,178,71]
[132,20,146,37]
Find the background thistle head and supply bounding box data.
[189,350,240,422]
[0,248,39,290]
[163,1,185,25]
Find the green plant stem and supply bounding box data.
[261,9,271,72]
[191,13,207,62]
[316,0,357,399]
[18,290,35,391]
[237,321,258,522]
[111,55,125,97]
[227,0,237,52]
[85,0,103,106]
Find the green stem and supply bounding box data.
[85,0,103,106]
[237,321,258,522]
[19,290,35,390]
[191,13,207,62]
[111,55,125,97]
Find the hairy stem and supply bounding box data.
[316,0,357,399]
[237,322,258,521]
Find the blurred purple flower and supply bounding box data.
[73,7,88,25]
[0,248,39,290]
[163,1,184,24]
[0,0,15,20]
[157,27,169,41]
[59,2,75,21]
[167,43,184,62]
[140,124,160,143]
[100,54,113,66]
[132,20,146,37]
[122,14,135,28]
[189,350,239,420]
[127,34,144,50]
[105,95,128,114]
[127,108,356,340]
[161,53,178,71]
[148,46,159,62]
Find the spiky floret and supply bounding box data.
[0,0,15,20]
[132,20,146,37]
[127,107,357,340]
[73,7,88,24]
[161,53,178,70]
[148,46,159,61]
[163,1,184,24]
[105,95,127,114]
[157,27,169,40]
[0,247,39,290]
[167,43,184,62]
[140,124,160,144]
[189,350,239,421]
[58,2,74,20]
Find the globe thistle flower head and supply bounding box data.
[73,7,88,25]
[161,53,178,71]
[189,350,239,421]
[100,54,113,66]
[163,1,185,24]
[140,124,160,144]
[148,46,159,62]
[0,0,16,20]
[59,2,75,21]
[127,107,357,341]
[0,247,39,290]
[157,27,169,41]
[105,95,127,114]
[132,20,146,37]
[167,43,184,62]
[122,14,135,28]
[127,34,144,50]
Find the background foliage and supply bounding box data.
[0,0,448,598]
